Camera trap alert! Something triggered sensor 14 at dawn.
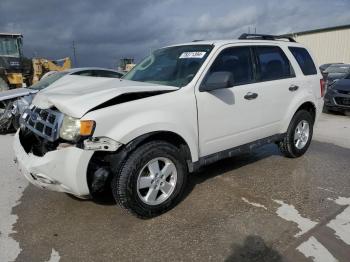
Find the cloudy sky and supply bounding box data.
[1,0,349,68]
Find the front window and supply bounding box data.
[0,38,20,57]
[123,45,213,87]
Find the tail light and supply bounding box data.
[320,79,326,97]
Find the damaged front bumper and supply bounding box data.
[13,130,94,197]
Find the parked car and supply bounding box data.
[319,63,343,73]
[0,67,123,133]
[324,73,350,114]
[14,34,324,218]
[324,64,350,87]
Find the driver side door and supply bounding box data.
[195,46,263,157]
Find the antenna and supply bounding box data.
[72,41,78,67]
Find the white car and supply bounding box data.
[0,68,124,132]
[14,34,324,218]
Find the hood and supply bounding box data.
[0,88,38,102]
[333,78,350,92]
[32,75,179,118]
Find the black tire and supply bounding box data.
[279,110,313,158]
[111,140,188,218]
[322,106,330,114]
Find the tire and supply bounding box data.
[279,110,313,158]
[111,140,188,218]
[322,106,330,114]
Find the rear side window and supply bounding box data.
[255,46,294,81]
[208,46,254,85]
[288,47,317,75]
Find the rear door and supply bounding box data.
[251,45,298,135]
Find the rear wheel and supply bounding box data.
[111,140,188,218]
[279,110,313,158]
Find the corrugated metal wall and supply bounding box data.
[293,28,350,66]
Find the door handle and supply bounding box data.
[289,85,299,91]
[244,92,258,100]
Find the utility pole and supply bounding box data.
[72,41,78,67]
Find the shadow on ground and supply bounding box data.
[225,235,282,262]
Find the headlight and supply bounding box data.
[59,115,95,141]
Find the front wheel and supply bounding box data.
[111,141,188,218]
[279,110,314,158]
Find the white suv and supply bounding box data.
[14,34,324,218]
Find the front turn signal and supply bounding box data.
[80,120,96,136]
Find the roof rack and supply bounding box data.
[238,33,296,42]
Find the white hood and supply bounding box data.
[32,75,178,118]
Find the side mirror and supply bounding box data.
[200,71,234,92]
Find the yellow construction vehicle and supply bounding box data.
[0,33,71,91]
[118,58,136,73]
[31,57,71,84]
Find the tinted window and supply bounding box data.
[207,47,253,85]
[289,47,317,75]
[255,46,294,81]
[93,70,123,78]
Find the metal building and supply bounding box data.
[286,24,350,66]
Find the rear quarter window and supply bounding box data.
[288,47,317,75]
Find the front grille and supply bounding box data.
[20,105,64,142]
[335,97,350,106]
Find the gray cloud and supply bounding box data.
[1,0,349,67]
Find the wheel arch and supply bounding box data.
[86,131,195,198]
[281,99,317,132]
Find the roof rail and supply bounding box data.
[192,39,204,42]
[238,33,296,42]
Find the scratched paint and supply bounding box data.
[327,197,350,245]
[46,249,61,262]
[241,197,268,210]
[274,199,318,237]
[0,135,28,262]
[297,236,338,262]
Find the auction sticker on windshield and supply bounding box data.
[179,52,206,59]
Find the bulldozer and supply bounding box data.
[0,33,71,92]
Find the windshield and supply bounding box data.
[29,71,68,90]
[123,45,213,87]
[325,65,350,74]
[0,38,20,57]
